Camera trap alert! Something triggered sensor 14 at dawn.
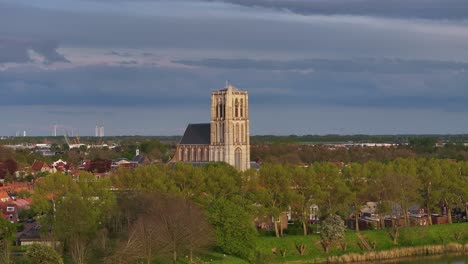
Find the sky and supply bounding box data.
[0,0,467,136]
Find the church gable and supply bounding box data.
[179,123,211,145]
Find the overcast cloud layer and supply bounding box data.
[208,0,468,19]
[0,0,467,136]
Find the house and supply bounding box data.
[51,159,70,173]
[31,161,53,174]
[80,159,112,173]
[132,154,151,165]
[112,158,134,169]
[0,191,10,203]
[12,198,31,209]
[255,212,289,232]
[18,224,59,247]
[347,202,382,230]
[1,203,18,223]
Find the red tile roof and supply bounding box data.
[31,161,50,172]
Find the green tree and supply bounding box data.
[381,172,420,227]
[417,159,443,225]
[207,198,257,261]
[290,166,323,235]
[25,244,63,264]
[254,164,292,237]
[343,163,370,232]
[460,161,468,220]
[439,160,463,224]
[203,163,241,201]
[0,218,15,264]
[171,163,205,198]
[313,162,352,217]
[33,173,115,264]
[409,137,437,153]
[319,214,345,253]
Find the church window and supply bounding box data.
[221,102,225,118]
[223,103,226,118]
[241,124,244,143]
[236,123,240,143]
[240,99,244,118]
[220,123,224,143]
[235,99,239,118]
[235,148,242,170]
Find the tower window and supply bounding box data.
[235,99,239,118]
[240,99,244,118]
[241,124,244,143]
[220,103,224,118]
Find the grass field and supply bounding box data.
[252,223,468,263]
[16,224,467,263]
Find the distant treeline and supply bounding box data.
[0,135,181,145]
[250,134,468,144]
[3,134,468,146]
[251,139,468,164]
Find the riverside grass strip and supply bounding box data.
[327,243,468,263]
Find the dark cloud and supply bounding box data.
[2,2,468,62]
[175,58,468,74]
[0,62,467,135]
[0,62,467,111]
[208,0,468,19]
[0,37,68,64]
[0,65,212,107]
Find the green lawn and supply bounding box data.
[15,224,468,264]
[253,223,468,263]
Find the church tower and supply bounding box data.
[210,83,250,171]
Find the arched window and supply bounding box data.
[235,99,239,118]
[220,123,224,143]
[241,124,244,143]
[215,123,218,143]
[236,123,240,143]
[240,99,244,118]
[221,102,224,118]
[223,103,226,118]
[235,148,242,170]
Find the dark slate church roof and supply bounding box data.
[179,123,211,145]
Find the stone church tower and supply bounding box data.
[173,83,250,171]
[210,84,250,171]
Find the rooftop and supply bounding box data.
[179,123,211,145]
